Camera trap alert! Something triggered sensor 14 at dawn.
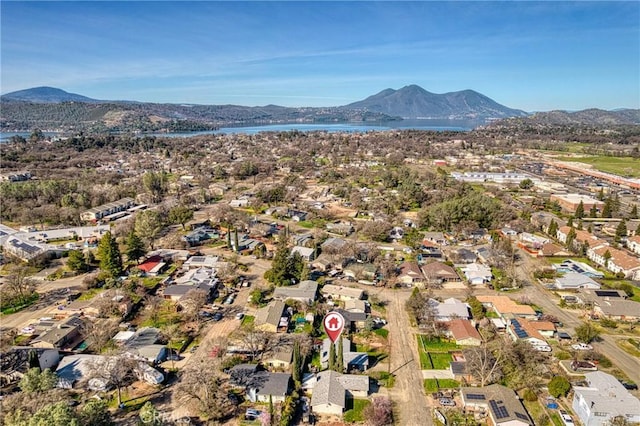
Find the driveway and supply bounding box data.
[386,289,433,426]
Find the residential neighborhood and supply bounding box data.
[1,126,640,426]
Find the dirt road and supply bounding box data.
[386,289,433,426]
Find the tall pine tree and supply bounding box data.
[336,338,344,373]
[97,231,123,278]
[574,201,584,219]
[328,342,336,371]
[125,232,146,264]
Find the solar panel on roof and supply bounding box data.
[466,393,486,400]
[594,290,621,298]
[490,400,510,419]
[515,329,528,338]
[515,412,530,421]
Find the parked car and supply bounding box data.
[557,331,572,340]
[439,398,455,407]
[235,312,245,320]
[212,312,223,321]
[620,381,639,390]
[245,409,262,421]
[571,343,593,351]
[559,410,575,426]
[532,345,552,352]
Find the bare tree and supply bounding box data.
[82,319,118,353]
[2,266,36,306]
[180,289,208,320]
[463,343,503,387]
[231,323,277,362]
[364,396,394,426]
[173,367,234,421]
[84,354,138,406]
[143,295,164,326]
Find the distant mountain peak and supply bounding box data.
[345,84,527,120]
[1,86,98,103]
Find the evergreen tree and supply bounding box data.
[97,231,123,278]
[226,229,232,249]
[565,228,577,252]
[574,201,584,219]
[615,220,627,243]
[603,250,612,267]
[630,205,639,220]
[328,342,336,371]
[337,338,344,373]
[67,250,87,272]
[27,349,40,370]
[567,216,574,227]
[597,187,605,201]
[601,197,613,218]
[292,341,302,383]
[589,204,598,218]
[168,205,193,230]
[265,241,293,286]
[234,228,240,253]
[547,220,558,237]
[125,232,146,264]
[300,262,311,282]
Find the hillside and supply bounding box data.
[0,98,398,133]
[491,109,640,127]
[1,87,98,103]
[345,85,527,120]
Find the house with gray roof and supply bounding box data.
[273,280,318,304]
[310,370,370,416]
[31,316,85,350]
[554,272,601,290]
[572,371,640,426]
[428,298,470,321]
[247,372,292,404]
[291,246,316,262]
[320,338,369,372]
[321,284,364,301]
[460,384,533,426]
[255,301,288,333]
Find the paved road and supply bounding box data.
[1,274,86,330]
[515,249,640,384]
[386,290,433,426]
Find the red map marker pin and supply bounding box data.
[323,311,345,343]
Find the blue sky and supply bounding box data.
[1,1,638,111]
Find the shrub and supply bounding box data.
[548,376,571,398]
[522,388,538,402]
[555,351,572,360]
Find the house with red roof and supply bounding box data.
[137,256,166,276]
[445,319,482,346]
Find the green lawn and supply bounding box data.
[418,336,459,352]
[436,379,459,389]
[424,378,459,392]
[374,328,389,339]
[429,353,453,370]
[0,293,39,315]
[78,288,104,301]
[424,379,439,393]
[419,348,432,369]
[555,156,640,178]
[241,315,255,326]
[343,398,371,422]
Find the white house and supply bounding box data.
[554,272,601,290]
[572,371,640,426]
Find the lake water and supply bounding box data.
[0,119,478,142]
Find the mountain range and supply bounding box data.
[1,85,638,132]
[346,85,527,119]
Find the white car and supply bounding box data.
[532,345,552,352]
[571,343,593,351]
[559,410,575,426]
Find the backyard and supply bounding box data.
[417,336,458,370]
